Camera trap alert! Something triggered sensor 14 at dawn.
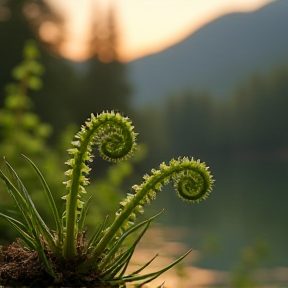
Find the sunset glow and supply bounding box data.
[46,0,275,62]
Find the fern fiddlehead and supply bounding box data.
[62,110,214,279]
[89,157,214,267]
[63,111,137,259]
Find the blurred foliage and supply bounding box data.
[0,0,63,102]
[0,40,49,155]
[226,66,288,153]
[136,63,288,166]
[0,41,144,245]
[0,0,132,141]
[230,240,270,288]
[163,91,216,159]
[0,40,68,241]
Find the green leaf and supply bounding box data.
[115,220,153,279]
[128,253,158,276]
[77,196,92,232]
[12,65,26,80]
[102,243,136,281]
[125,249,193,286]
[4,94,29,110]
[85,215,109,253]
[99,210,163,272]
[2,160,57,253]
[0,212,35,248]
[27,60,44,75]
[36,123,53,138]
[23,40,40,59]
[21,113,39,129]
[22,155,63,245]
[28,76,42,90]
[0,168,33,230]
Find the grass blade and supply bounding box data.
[101,243,136,280]
[0,169,33,229]
[129,253,159,276]
[78,196,92,232]
[22,155,63,244]
[2,160,57,253]
[124,248,193,285]
[0,212,35,247]
[101,217,154,279]
[99,210,163,272]
[1,161,57,276]
[86,215,109,253]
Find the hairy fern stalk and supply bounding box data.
[0,111,214,287]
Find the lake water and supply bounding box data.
[150,157,288,274]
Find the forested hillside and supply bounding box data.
[134,63,288,164]
[128,0,288,107]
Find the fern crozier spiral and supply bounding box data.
[173,158,213,202]
[63,111,137,259]
[90,157,214,261]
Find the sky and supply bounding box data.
[46,0,275,62]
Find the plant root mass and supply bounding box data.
[0,240,113,288]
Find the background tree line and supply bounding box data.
[0,0,131,142]
[135,63,288,169]
[0,0,134,242]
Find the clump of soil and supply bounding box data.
[0,240,114,288]
[0,240,51,287]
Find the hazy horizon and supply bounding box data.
[46,0,275,62]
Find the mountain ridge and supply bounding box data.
[127,0,288,107]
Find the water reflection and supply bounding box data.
[139,158,288,287]
[128,226,288,287]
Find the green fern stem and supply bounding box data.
[63,112,136,260]
[87,157,214,269]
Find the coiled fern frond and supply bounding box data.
[63,111,137,259]
[119,157,213,234]
[88,157,214,270]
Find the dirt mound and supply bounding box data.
[0,240,114,288]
